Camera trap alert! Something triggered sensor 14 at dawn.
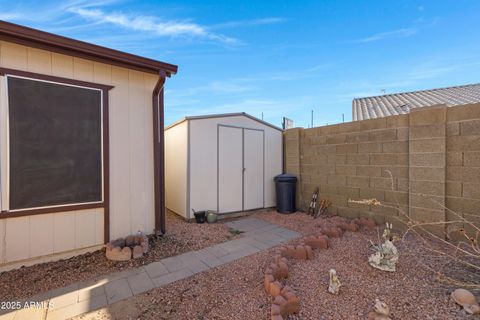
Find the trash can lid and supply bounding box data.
[274,173,298,182]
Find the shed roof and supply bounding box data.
[0,20,178,76]
[352,83,480,121]
[165,112,283,131]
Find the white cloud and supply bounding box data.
[1,1,284,45]
[210,17,286,29]
[353,28,417,43]
[66,0,120,9]
[233,63,334,82]
[68,7,238,44]
[0,13,22,20]
[170,81,254,99]
[170,63,334,102]
[339,57,480,100]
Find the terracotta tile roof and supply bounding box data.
[352,83,480,120]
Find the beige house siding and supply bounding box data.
[0,41,158,268]
[285,103,480,236]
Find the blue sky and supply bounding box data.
[1,1,480,127]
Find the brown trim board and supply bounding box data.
[153,72,166,234]
[0,67,112,244]
[0,203,104,219]
[0,20,178,76]
[0,67,114,91]
[102,89,111,243]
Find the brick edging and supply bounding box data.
[264,216,377,319]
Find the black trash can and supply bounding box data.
[274,173,297,213]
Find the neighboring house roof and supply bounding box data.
[165,112,283,131]
[0,20,178,76]
[352,83,480,121]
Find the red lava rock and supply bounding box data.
[279,247,293,259]
[330,216,348,225]
[274,295,287,305]
[267,261,289,280]
[294,246,308,260]
[304,235,329,249]
[305,245,314,260]
[323,227,343,238]
[132,245,144,259]
[357,217,377,230]
[277,262,289,279]
[106,234,149,261]
[280,245,309,260]
[281,290,297,301]
[271,314,283,320]
[271,303,281,315]
[336,222,348,231]
[270,287,301,317]
[338,222,359,232]
[264,274,274,292]
[273,254,282,263]
[280,297,300,316]
[281,285,295,296]
[140,240,149,252]
[105,246,131,261]
[269,281,283,296]
[349,222,359,232]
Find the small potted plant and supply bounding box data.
[206,210,218,223]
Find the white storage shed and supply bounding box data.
[165,113,283,219]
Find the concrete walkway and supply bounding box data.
[0,218,300,320]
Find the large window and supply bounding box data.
[2,75,103,211]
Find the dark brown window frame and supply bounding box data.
[0,67,112,243]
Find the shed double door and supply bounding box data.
[218,126,264,213]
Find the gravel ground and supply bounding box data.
[286,232,464,320]
[255,210,352,236]
[74,249,273,320]
[73,210,468,320]
[0,210,239,301]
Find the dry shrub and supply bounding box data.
[349,170,480,292]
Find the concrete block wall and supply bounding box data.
[408,105,447,235]
[445,104,480,236]
[284,103,480,234]
[284,128,303,208]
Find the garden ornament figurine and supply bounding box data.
[328,269,341,294]
[368,298,392,320]
[368,223,399,272]
[382,222,393,241]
